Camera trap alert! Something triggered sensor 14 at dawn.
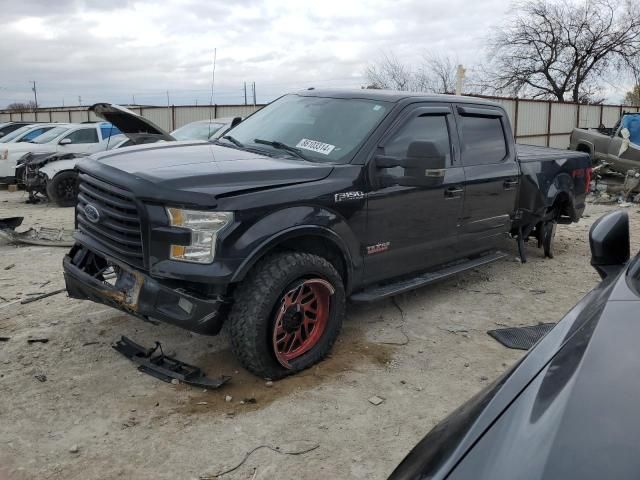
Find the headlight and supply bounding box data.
[166,208,233,264]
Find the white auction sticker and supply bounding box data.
[296,138,336,155]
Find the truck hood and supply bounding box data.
[81,142,334,205]
[90,103,175,142]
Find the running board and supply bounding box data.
[350,251,507,302]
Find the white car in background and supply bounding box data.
[170,118,236,140]
[0,122,122,180]
[0,123,63,144]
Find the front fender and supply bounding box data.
[227,206,362,290]
[39,159,80,180]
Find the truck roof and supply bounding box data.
[296,88,501,106]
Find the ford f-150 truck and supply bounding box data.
[63,90,591,378]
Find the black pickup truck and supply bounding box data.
[63,90,591,378]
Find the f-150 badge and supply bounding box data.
[334,191,365,203]
[366,242,390,255]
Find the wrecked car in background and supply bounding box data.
[20,104,239,206]
[1,122,122,182]
[570,112,640,174]
[388,209,640,480]
[63,89,590,379]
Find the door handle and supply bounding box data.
[503,179,519,190]
[445,186,464,198]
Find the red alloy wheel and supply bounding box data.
[272,278,334,368]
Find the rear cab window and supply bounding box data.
[457,107,508,166]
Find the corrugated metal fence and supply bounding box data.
[1,96,639,149]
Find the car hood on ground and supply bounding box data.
[389,259,640,480]
[90,103,175,141]
[80,142,334,206]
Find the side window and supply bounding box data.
[459,115,507,165]
[385,114,451,162]
[22,127,50,141]
[63,128,99,144]
[101,125,121,140]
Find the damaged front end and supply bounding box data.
[17,152,86,203]
[63,245,231,335]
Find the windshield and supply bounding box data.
[0,125,32,143]
[224,94,389,163]
[171,121,225,141]
[30,126,71,144]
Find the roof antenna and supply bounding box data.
[208,48,217,138]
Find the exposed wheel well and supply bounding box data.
[551,191,573,220]
[576,143,591,154]
[275,235,349,285]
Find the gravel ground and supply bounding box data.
[0,189,637,480]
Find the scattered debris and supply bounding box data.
[82,341,100,346]
[530,289,546,295]
[265,380,273,387]
[20,289,66,305]
[224,395,233,403]
[34,374,47,382]
[200,443,320,479]
[368,395,385,406]
[240,398,257,405]
[197,401,209,405]
[69,445,79,454]
[0,337,9,342]
[480,376,489,382]
[27,338,49,344]
[0,216,75,247]
[113,336,230,389]
[4,264,15,271]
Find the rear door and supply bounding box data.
[364,103,465,283]
[454,104,518,255]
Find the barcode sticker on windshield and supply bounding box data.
[296,139,336,155]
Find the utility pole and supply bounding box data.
[244,82,247,105]
[30,81,38,111]
[252,82,256,106]
[455,65,466,96]
[78,95,82,106]
[132,94,136,105]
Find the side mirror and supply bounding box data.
[620,128,630,140]
[230,116,242,128]
[59,138,72,145]
[375,141,447,188]
[589,210,630,279]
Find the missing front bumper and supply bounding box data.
[63,245,228,335]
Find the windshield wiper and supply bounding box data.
[253,139,311,161]
[221,135,245,148]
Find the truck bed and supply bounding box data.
[515,144,591,229]
[516,144,589,162]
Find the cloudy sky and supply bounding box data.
[0,0,630,108]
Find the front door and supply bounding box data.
[57,127,100,154]
[454,104,519,255]
[364,103,464,284]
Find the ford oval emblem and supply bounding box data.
[84,204,101,224]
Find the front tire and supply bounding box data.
[229,252,345,379]
[46,171,79,207]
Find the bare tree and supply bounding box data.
[364,52,461,93]
[484,0,640,102]
[623,85,640,105]
[416,53,458,94]
[6,101,37,112]
[364,53,415,91]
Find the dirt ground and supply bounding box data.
[0,188,638,480]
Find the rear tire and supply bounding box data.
[46,171,79,207]
[229,252,345,379]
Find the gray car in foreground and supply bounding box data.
[389,208,639,480]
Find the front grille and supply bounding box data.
[76,173,144,268]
